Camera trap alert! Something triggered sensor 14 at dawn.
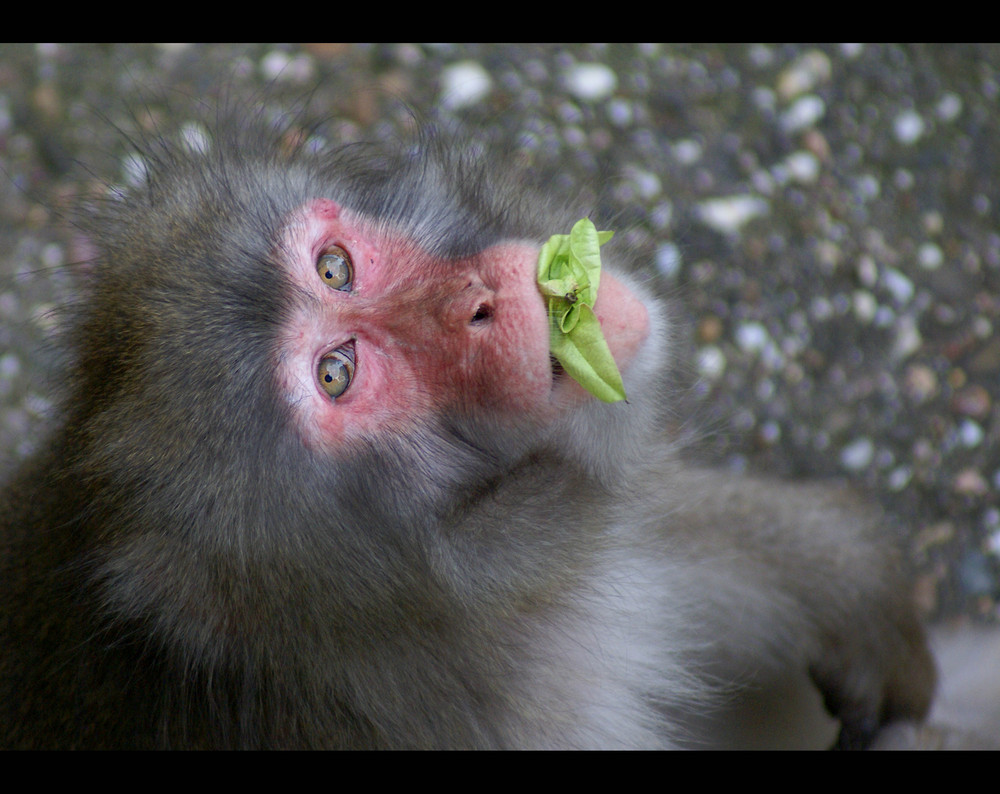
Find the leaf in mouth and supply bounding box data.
[537,218,626,403]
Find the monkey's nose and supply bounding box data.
[470,302,494,325]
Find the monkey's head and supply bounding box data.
[277,132,665,485]
[78,125,663,489]
[66,122,666,649]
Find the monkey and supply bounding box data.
[0,114,936,750]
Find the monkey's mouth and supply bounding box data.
[550,355,566,384]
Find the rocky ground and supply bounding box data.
[1,43,998,744]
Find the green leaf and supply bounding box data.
[550,305,626,403]
[537,218,626,403]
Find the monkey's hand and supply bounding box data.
[810,605,937,750]
[664,469,937,749]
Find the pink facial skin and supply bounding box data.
[277,199,649,449]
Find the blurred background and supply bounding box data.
[1,43,998,636]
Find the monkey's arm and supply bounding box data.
[661,467,936,749]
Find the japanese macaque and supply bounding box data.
[0,117,935,749]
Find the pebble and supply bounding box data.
[904,364,939,402]
[882,268,915,305]
[840,437,875,471]
[697,315,723,343]
[697,195,769,235]
[655,242,682,278]
[121,153,148,188]
[180,122,211,155]
[918,242,944,270]
[259,50,315,83]
[606,98,632,127]
[957,420,984,448]
[780,95,825,133]
[892,315,923,359]
[936,92,963,122]
[777,50,831,100]
[735,321,770,353]
[627,168,662,199]
[782,150,821,184]
[893,109,926,145]
[440,61,493,109]
[952,385,991,418]
[564,63,617,101]
[887,465,913,491]
[673,139,703,165]
[697,346,726,380]
[954,468,989,496]
[852,290,878,323]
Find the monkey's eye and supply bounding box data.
[318,346,355,400]
[317,246,353,291]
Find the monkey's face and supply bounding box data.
[276,198,650,451]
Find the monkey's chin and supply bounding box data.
[594,270,650,369]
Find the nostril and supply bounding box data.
[470,303,493,324]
